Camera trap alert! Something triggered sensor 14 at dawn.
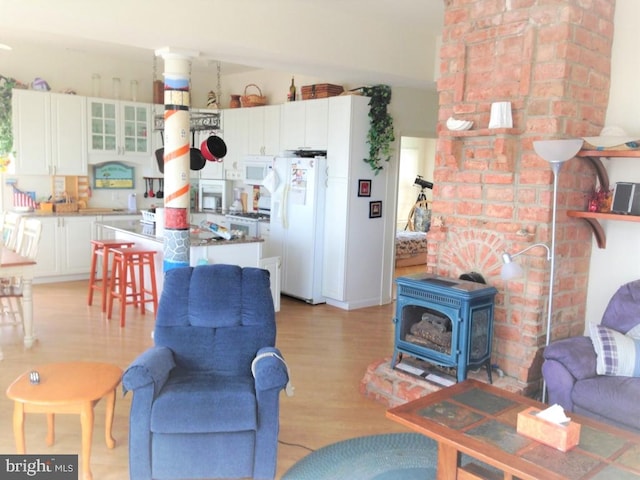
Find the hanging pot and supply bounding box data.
[190,131,206,171]
[201,134,227,162]
[155,131,164,174]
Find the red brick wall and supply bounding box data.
[430,0,615,394]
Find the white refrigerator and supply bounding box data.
[269,156,327,304]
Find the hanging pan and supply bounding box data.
[201,134,227,162]
[155,131,164,174]
[190,131,206,171]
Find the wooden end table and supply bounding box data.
[6,362,123,480]
[387,379,640,480]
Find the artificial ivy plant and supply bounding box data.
[362,84,395,175]
[0,75,17,156]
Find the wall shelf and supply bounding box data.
[577,149,640,191]
[567,210,640,249]
[571,149,640,248]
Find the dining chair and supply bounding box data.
[0,217,42,331]
[2,212,22,250]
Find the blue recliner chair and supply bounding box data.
[122,264,290,480]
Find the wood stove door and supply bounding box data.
[393,298,461,369]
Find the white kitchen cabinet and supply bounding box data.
[35,215,95,280]
[219,108,249,179]
[87,98,151,162]
[322,95,383,309]
[12,90,87,175]
[280,98,329,151]
[248,105,281,155]
[199,158,225,179]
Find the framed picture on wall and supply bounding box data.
[358,179,371,197]
[369,200,382,218]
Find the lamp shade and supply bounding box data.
[500,252,525,280]
[500,262,523,280]
[533,139,583,165]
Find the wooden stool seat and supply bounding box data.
[87,240,135,312]
[107,247,158,327]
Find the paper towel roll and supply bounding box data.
[155,208,165,237]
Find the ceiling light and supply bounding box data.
[0,44,12,51]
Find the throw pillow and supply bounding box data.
[589,323,640,377]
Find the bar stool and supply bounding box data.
[87,239,135,312]
[107,247,158,327]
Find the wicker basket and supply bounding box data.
[240,84,268,108]
[54,202,79,213]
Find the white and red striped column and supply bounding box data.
[155,48,198,271]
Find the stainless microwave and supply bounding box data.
[242,155,273,185]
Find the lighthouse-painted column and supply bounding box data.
[155,48,197,272]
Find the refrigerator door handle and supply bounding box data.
[282,184,289,229]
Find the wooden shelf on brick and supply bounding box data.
[570,149,640,249]
[567,210,640,249]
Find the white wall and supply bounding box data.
[584,0,640,326]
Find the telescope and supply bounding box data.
[414,175,434,190]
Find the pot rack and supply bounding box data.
[153,111,221,132]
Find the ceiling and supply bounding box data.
[0,0,445,89]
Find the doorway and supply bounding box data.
[396,136,436,231]
[393,136,436,274]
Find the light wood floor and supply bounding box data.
[0,265,425,479]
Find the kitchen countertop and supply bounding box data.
[22,208,143,217]
[98,219,264,247]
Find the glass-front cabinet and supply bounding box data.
[88,98,150,161]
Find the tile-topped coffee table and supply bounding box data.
[387,379,640,480]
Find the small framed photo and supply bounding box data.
[369,200,382,218]
[358,179,371,197]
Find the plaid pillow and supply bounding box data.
[589,323,640,377]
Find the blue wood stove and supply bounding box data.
[392,273,498,383]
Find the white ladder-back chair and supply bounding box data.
[2,212,22,250]
[1,217,42,332]
[15,217,43,260]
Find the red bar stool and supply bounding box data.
[87,239,135,312]
[107,247,158,327]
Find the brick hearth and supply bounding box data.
[360,357,525,408]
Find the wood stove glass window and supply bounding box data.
[469,306,491,362]
[400,305,454,357]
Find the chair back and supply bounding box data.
[153,264,276,374]
[3,213,22,250]
[15,218,42,260]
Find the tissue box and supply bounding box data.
[517,407,580,452]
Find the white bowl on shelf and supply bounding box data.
[446,117,473,131]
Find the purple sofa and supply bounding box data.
[542,278,640,434]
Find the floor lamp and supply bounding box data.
[501,138,583,403]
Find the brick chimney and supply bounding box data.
[429,0,615,395]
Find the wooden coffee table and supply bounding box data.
[387,379,640,480]
[6,362,123,480]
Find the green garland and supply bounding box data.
[0,75,17,155]
[362,85,395,175]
